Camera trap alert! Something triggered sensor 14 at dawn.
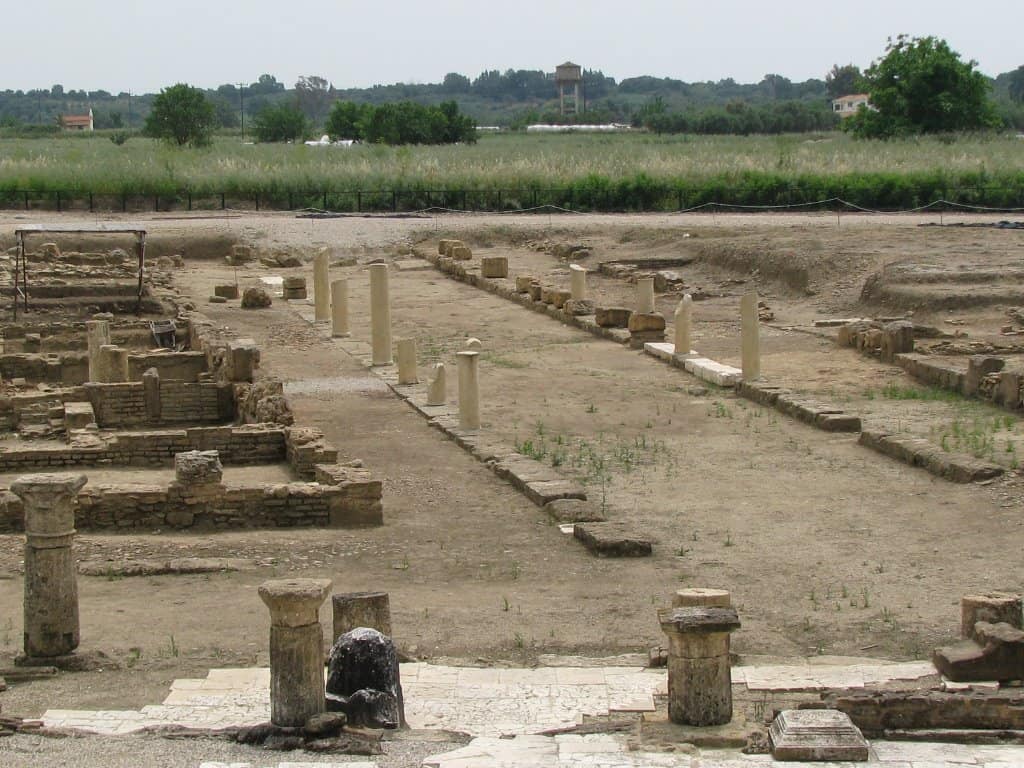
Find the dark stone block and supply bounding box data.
[326,627,404,729]
[574,522,652,557]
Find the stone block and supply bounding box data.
[880,320,915,363]
[996,368,1024,409]
[213,284,240,299]
[480,256,508,278]
[965,355,1005,396]
[63,402,96,430]
[282,276,307,300]
[544,499,606,523]
[628,312,667,333]
[595,307,632,328]
[174,450,223,486]
[574,522,652,557]
[527,282,543,301]
[515,275,535,292]
[962,593,1023,641]
[769,709,869,762]
[450,245,472,261]
[241,287,272,309]
[934,621,1024,682]
[549,289,572,309]
[563,299,595,316]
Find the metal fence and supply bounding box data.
[1,186,1023,215]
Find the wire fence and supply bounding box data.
[1,186,1024,215]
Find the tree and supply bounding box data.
[144,84,217,147]
[295,75,333,125]
[1009,66,1024,104]
[441,73,471,94]
[253,102,308,142]
[846,35,1000,138]
[325,101,369,140]
[825,64,862,98]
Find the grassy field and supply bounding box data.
[1,131,1022,211]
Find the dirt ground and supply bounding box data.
[0,210,1022,717]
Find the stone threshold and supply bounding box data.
[859,430,1005,483]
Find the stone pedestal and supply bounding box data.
[283,276,308,300]
[369,265,392,366]
[770,710,869,762]
[457,351,480,430]
[85,320,110,383]
[480,256,508,278]
[426,364,446,406]
[396,339,418,385]
[331,279,350,337]
[674,294,693,356]
[14,473,88,659]
[637,277,656,314]
[313,250,331,322]
[740,292,761,381]
[962,593,1023,641]
[258,578,332,728]
[97,344,129,383]
[660,606,741,726]
[332,591,393,640]
[228,338,259,383]
[570,264,588,300]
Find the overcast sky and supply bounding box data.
[6,1,1021,93]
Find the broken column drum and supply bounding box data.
[570,264,587,301]
[674,294,693,356]
[369,264,393,366]
[14,473,88,659]
[258,578,332,728]
[331,278,350,337]
[313,250,331,322]
[85,320,110,383]
[396,339,418,385]
[426,363,446,406]
[332,591,393,641]
[97,344,129,383]
[659,606,741,726]
[740,291,761,380]
[637,276,656,314]
[456,350,480,430]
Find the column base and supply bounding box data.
[15,649,112,672]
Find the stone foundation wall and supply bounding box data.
[84,380,232,427]
[0,425,286,472]
[0,473,382,532]
[0,348,206,386]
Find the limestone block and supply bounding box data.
[880,320,915,363]
[213,284,239,299]
[962,593,1023,641]
[673,588,731,609]
[515,275,535,292]
[740,291,760,380]
[228,244,254,264]
[527,282,543,301]
[331,279,349,337]
[550,289,572,309]
[332,591,392,640]
[369,264,392,366]
[996,368,1024,409]
[539,286,557,305]
[965,356,1005,396]
[544,499,606,523]
[282,275,307,300]
[426,363,446,406]
[628,312,666,333]
[674,294,693,355]
[438,239,457,255]
[228,338,259,383]
[569,264,587,301]
[313,249,331,322]
[933,621,1024,682]
[396,339,418,385]
[595,307,632,328]
[574,522,652,557]
[480,256,508,278]
[563,299,596,316]
[456,351,480,430]
[450,245,473,261]
[636,276,656,314]
[174,450,223,486]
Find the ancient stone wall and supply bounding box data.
[0,426,286,472]
[83,380,232,427]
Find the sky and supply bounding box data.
[5,1,1022,93]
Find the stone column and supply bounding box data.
[660,606,741,726]
[85,320,110,383]
[331,279,350,338]
[740,291,761,380]
[369,264,392,366]
[426,363,446,406]
[14,473,88,659]
[570,264,588,301]
[674,294,693,356]
[396,339,418,385]
[637,277,656,314]
[457,351,480,430]
[332,591,392,641]
[97,345,130,383]
[258,578,332,728]
[313,250,331,322]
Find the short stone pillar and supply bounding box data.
[282,276,308,300]
[637,276,656,314]
[457,351,480,430]
[660,605,741,726]
[426,363,446,406]
[480,255,508,278]
[740,292,761,380]
[14,473,88,659]
[396,339,418,385]
[313,250,331,322]
[332,591,393,641]
[962,592,1023,642]
[331,279,350,338]
[228,338,259,383]
[175,450,223,486]
[570,264,588,301]
[97,345,129,383]
[674,294,694,356]
[258,578,332,728]
[369,264,392,366]
[142,367,161,420]
[85,320,110,383]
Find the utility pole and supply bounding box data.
[128,90,133,131]
[238,83,245,141]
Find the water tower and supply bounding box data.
[555,62,583,116]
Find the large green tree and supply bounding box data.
[846,35,1000,138]
[253,102,308,142]
[825,64,862,98]
[144,84,217,147]
[1008,65,1024,104]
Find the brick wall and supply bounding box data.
[84,380,233,427]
